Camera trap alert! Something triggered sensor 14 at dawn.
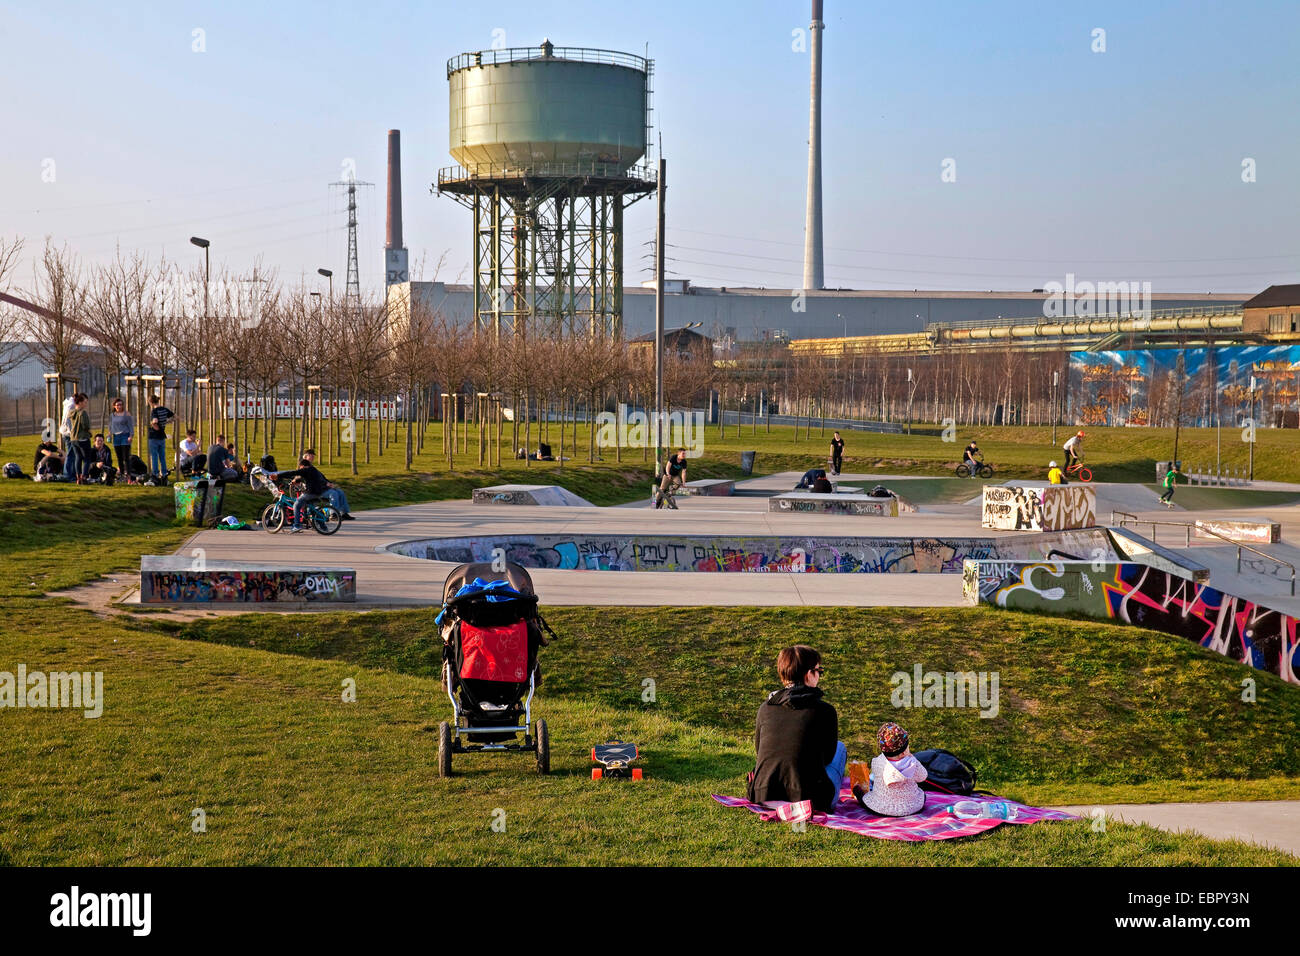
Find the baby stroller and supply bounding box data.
[436,561,556,777]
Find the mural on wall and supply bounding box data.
[389,530,1117,575]
[141,566,356,603]
[981,486,1095,531]
[1069,345,1300,428]
[173,480,225,527]
[967,559,1299,685]
[770,495,899,516]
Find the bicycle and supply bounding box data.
[253,471,342,535]
[955,458,994,479]
[652,477,680,510]
[1064,457,1093,483]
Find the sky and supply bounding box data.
[2,0,1298,297]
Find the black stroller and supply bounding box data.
[436,561,555,777]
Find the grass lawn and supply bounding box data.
[1,426,1298,865]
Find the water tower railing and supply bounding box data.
[438,161,657,186]
[447,47,649,76]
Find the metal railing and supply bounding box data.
[438,161,656,186]
[1111,511,1295,595]
[448,47,649,75]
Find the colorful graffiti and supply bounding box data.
[769,494,899,516]
[389,530,1117,575]
[1069,345,1300,427]
[173,479,225,527]
[981,485,1095,531]
[967,559,1299,684]
[140,558,355,603]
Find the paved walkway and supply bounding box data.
[1049,800,1300,857]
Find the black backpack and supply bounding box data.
[914,749,979,796]
[128,454,149,477]
[3,462,24,479]
[260,454,277,472]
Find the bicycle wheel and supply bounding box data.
[977,464,994,479]
[312,503,343,535]
[260,503,285,533]
[1078,467,1093,483]
[955,463,971,478]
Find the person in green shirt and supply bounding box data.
[1159,462,1182,507]
[67,393,93,483]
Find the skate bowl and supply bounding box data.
[471,484,595,507]
[386,528,1120,573]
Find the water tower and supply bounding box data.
[437,40,656,339]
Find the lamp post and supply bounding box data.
[1051,370,1059,445]
[189,237,210,321]
[653,157,666,480]
[318,268,333,301]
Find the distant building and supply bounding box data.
[627,327,714,362]
[1242,284,1300,336]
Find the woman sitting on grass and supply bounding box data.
[748,645,846,813]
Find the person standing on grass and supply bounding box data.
[67,393,92,484]
[109,398,134,478]
[147,393,173,479]
[830,431,844,475]
[1159,462,1182,507]
[748,645,846,814]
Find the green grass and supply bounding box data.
[2,605,1296,866]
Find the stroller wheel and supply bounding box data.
[437,721,453,778]
[535,719,550,775]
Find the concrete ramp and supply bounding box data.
[1107,527,1210,582]
[471,484,595,507]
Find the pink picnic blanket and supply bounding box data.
[712,778,1078,841]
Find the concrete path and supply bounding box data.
[1049,800,1300,857]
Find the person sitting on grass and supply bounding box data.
[301,448,354,520]
[206,434,238,481]
[855,721,928,817]
[88,434,117,484]
[268,455,330,533]
[748,645,847,814]
[34,440,64,481]
[178,430,201,474]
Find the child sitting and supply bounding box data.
[855,722,928,817]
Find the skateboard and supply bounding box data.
[592,740,643,780]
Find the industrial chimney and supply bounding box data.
[385,129,409,287]
[802,0,825,291]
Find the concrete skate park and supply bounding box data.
[146,471,1300,608]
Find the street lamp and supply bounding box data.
[318,268,333,300]
[189,236,210,323]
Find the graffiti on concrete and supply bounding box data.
[982,485,1095,531]
[389,529,1117,575]
[770,495,899,517]
[173,480,225,527]
[968,559,1299,685]
[471,484,595,507]
[140,566,356,603]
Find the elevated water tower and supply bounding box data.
[437,40,656,339]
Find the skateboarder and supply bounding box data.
[830,431,844,475]
[1159,462,1182,507]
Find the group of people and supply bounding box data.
[749,645,928,816]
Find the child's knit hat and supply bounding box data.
[877,722,909,757]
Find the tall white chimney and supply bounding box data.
[803,0,825,291]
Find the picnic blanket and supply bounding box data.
[712,777,1078,841]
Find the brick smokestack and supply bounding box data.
[386,129,403,250]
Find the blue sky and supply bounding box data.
[2,0,1297,295]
